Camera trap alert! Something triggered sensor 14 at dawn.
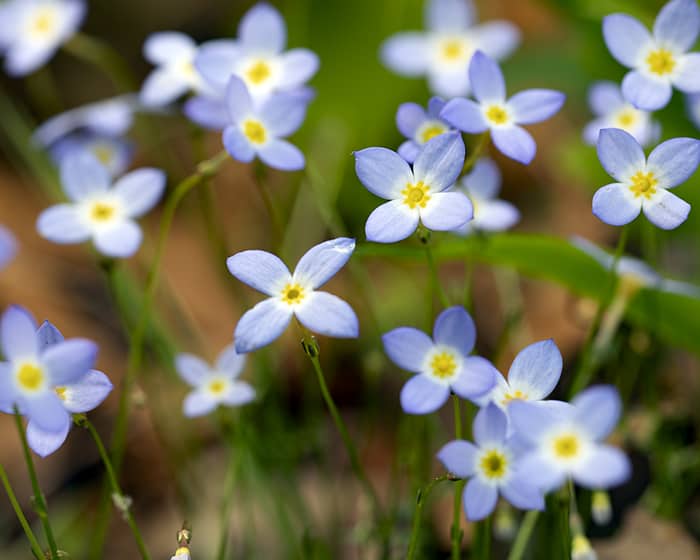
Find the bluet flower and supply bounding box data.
[441,51,565,164]
[355,132,472,243]
[593,128,700,230]
[437,403,545,520]
[227,238,359,353]
[687,93,700,129]
[603,0,700,110]
[380,0,519,98]
[0,225,17,270]
[176,343,255,417]
[383,306,497,414]
[583,81,659,147]
[510,385,631,491]
[50,134,133,177]
[0,0,85,76]
[396,97,453,163]
[37,151,166,258]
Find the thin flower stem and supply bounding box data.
[253,162,286,254]
[0,462,45,560]
[450,395,465,560]
[419,227,450,311]
[215,415,240,560]
[474,516,492,560]
[406,475,451,560]
[13,411,60,560]
[80,417,152,560]
[507,510,540,560]
[461,132,490,176]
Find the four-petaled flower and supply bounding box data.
[437,403,545,520]
[355,132,472,243]
[603,0,700,110]
[51,134,133,178]
[176,343,255,417]
[441,51,565,165]
[396,97,453,163]
[0,225,17,270]
[593,128,700,230]
[227,237,359,353]
[382,306,497,414]
[37,151,166,257]
[380,0,519,98]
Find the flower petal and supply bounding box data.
[507,339,562,400]
[222,381,256,406]
[427,97,447,118]
[112,168,166,218]
[592,183,641,226]
[471,21,521,60]
[433,306,475,355]
[647,137,700,189]
[26,419,70,457]
[428,67,470,99]
[653,0,700,52]
[398,140,421,163]
[37,204,91,245]
[234,299,293,353]
[1,306,38,361]
[195,40,239,91]
[452,356,498,400]
[509,400,573,446]
[295,291,359,339]
[420,192,473,232]
[473,402,508,445]
[425,0,475,32]
[516,452,567,492]
[501,474,545,511]
[572,385,621,441]
[462,157,500,199]
[176,354,211,387]
[642,189,691,230]
[473,199,520,232]
[25,392,70,433]
[260,92,309,137]
[463,478,498,521]
[293,238,355,290]
[61,370,113,413]
[354,147,413,199]
[588,81,624,116]
[93,220,143,258]
[508,89,565,125]
[396,102,427,138]
[603,14,652,68]
[4,42,54,77]
[440,98,488,134]
[437,439,478,478]
[144,32,196,65]
[674,53,700,93]
[572,445,631,489]
[183,390,218,417]
[238,2,286,53]
[36,321,64,349]
[491,125,536,165]
[226,250,291,296]
[366,200,419,243]
[140,68,191,107]
[184,95,230,131]
[400,374,449,414]
[413,132,465,192]
[223,126,255,163]
[278,48,319,89]
[469,51,506,104]
[225,75,253,124]
[380,33,430,76]
[216,344,246,378]
[622,70,672,111]
[258,139,305,171]
[43,339,97,386]
[596,128,645,182]
[60,151,111,202]
[382,327,433,372]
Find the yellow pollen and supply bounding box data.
[419,124,447,144]
[486,105,508,125]
[90,202,116,222]
[501,389,528,405]
[429,352,457,379]
[209,380,226,395]
[281,283,305,305]
[401,181,431,209]
[553,434,580,459]
[243,119,267,144]
[615,109,638,128]
[91,145,114,166]
[17,364,44,391]
[646,49,676,76]
[55,387,67,400]
[441,39,465,61]
[479,450,507,479]
[31,10,56,36]
[246,60,272,85]
[180,60,196,77]
[629,171,658,199]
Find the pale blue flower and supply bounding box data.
[454,157,519,234]
[221,76,310,171]
[227,238,359,353]
[396,97,453,163]
[510,385,631,492]
[441,51,565,165]
[0,225,17,270]
[37,151,166,258]
[687,93,700,129]
[355,132,472,243]
[0,306,98,437]
[0,0,85,76]
[438,404,545,520]
[603,0,700,111]
[380,0,519,98]
[50,134,133,178]
[593,128,700,230]
[383,306,497,414]
[176,343,255,418]
[584,81,659,147]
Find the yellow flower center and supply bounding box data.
[646,48,676,76]
[243,119,267,145]
[485,105,508,125]
[17,363,45,392]
[479,450,508,479]
[418,123,447,144]
[246,60,272,85]
[90,202,116,222]
[55,386,67,401]
[208,380,227,395]
[281,283,305,305]
[552,434,580,459]
[91,144,114,166]
[180,60,196,78]
[440,39,467,62]
[30,9,57,37]
[429,352,457,379]
[501,389,528,406]
[401,181,431,209]
[629,170,658,199]
[615,108,638,128]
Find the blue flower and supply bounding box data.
[176,343,255,417]
[382,306,497,414]
[441,51,565,165]
[221,76,310,171]
[396,97,453,163]
[380,0,519,98]
[592,128,700,230]
[22,321,112,457]
[454,157,519,234]
[0,306,98,438]
[50,134,133,178]
[510,385,631,492]
[584,81,659,147]
[437,404,545,520]
[688,93,700,130]
[0,225,17,270]
[0,0,85,76]
[227,238,359,353]
[37,151,166,258]
[355,132,472,243]
[603,0,700,111]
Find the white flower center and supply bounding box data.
[415,120,448,145]
[645,47,676,77]
[628,170,658,200]
[484,104,510,127]
[613,107,640,129]
[279,282,306,306]
[477,447,510,483]
[242,119,267,145]
[436,36,473,65]
[27,6,59,40]
[546,430,589,468]
[424,347,461,383]
[207,377,229,397]
[401,180,431,210]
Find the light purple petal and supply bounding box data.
[112,168,166,218]
[473,403,508,445]
[295,291,359,339]
[433,306,475,355]
[238,2,286,53]
[60,151,111,202]
[93,220,143,258]
[234,299,293,353]
[258,139,305,171]
[398,140,421,163]
[463,478,498,521]
[26,419,70,457]
[260,92,309,137]
[354,147,413,199]
[184,96,230,131]
[647,137,700,188]
[176,353,211,387]
[653,0,700,52]
[501,474,545,511]
[223,126,255,163]
[437,439,478,478]
[509,89,565,125]
[491,125,536,165]
[592,183,641,226]
[674,53,700,93]
[473,200,520,232]
[194,40,239,91]
[183,390,218,417]
[225,76,253,124]
[396,102,427,138]
[642,189,691,230]
[471,21,521,60]
[603,14,652,68]
[37,322,64,349]
[278,49,319,89]
[517,452,567,492]
[144,31,196,65]
[583,118,607,146]
[440,98,488,134]
[140,69,191,107]
[222,381,256,406]
[1,306,37,360]
[43,339,97,386]
[366,200,419,243]
[596,128,645,182]
[382,327,433,372]
[507,339,562,400]
[425,0,475,32]
[380,33,430,76]
[25,392,70,433]
[572,385,621,441]
[452,356,498,400]
[588,81,625,116]
[413,132,465,192]
[215,345,246,378]
[0,226,16,269]
[420,192,473,232]
[400,374,449,414]
[37,204,91,245]
[293,238,355,290]
[226,250,291,296]
[509,400,573,446]
[572,445,631,489]
[428,67,470,99]
[427,97,447,118]
[61,370,113,413]
[622,71,672,111]
[4,42,55,77]
[469,51,506,104]
[463,157,500,199]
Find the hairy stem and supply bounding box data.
[406,475,451,560]
[0,462,45,560]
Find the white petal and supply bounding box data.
[234,299,292,353]
[112,168,166,217]
[93,220,143,258]
[295,291,359,339]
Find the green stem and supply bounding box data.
[461,132,489,176]
[419,228,450,311]
[474,516,492,560]
[253,162,286,253]
[450,396,465,559]
[559,485,571,559]
[63,32,136,91]
[406,475,451,560]
[215,416,239,560]
[13,411,59,560]
[507,510,540,560]
[0,463,45,560]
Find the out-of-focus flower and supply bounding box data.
[37,151,166,258]
[572,534,598,560]
[383,306,497,414]
[171,548,191,560]
[221,76,309,171]
[24,321,112,457]
[176,343,255,417]
[395,97,453,163]
[0,306,98,437]
[593,128,700,230]
[0,0,85,76]
[441,51,565,165]
[0,226,17,270]
[454,157,519,234]
[50,134,133,177]
[227,238,359,353]
[603,0,700,110]
[380,0,519,98]
[583,81,659,147]
[687,93,700,129]
[437,404,544,520]
[591,490,612,525]
[510,385,631,492]
[355,132,472,243]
